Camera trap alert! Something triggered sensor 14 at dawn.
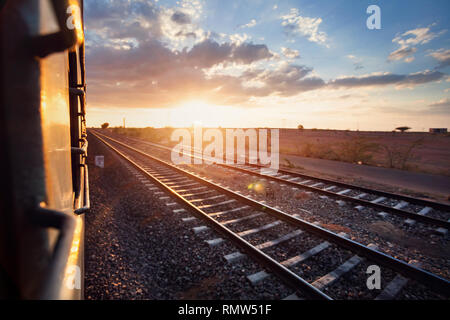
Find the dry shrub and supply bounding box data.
[295,191,311,200]
[283,158,295,168]
[298,142,339,160]
[337,137,379,164]
[321,224,352,234]
[369,221,406,243]
[381,138,423,170]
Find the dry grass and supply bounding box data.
[280,129,450,175]
[177,276,222,299]
[108,127,450,175]
[369,221,450,259]
[295,191,311,201]
[321,224,352,234]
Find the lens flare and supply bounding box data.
[248,181,265,194]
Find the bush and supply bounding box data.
[298,142,339,160]
[283,158,295,168]
[337,137,379,164]
[301,143,314,157]
[381,138,423,169]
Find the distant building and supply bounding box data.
[429,128,447,133]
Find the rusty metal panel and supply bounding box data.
[40,0,74,213]
[0,0,85,299]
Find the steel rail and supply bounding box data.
[92,131,332,300]
[92,131,450,297]
[126,132,450,211]
[237,163,450,212]
[105,132,450,228]
[220,164,450,229]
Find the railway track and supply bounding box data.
[91,131,450,300]
[95,130,450,232]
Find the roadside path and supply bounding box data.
[282,153,450,202]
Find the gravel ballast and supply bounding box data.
[86,132,448,300]
[85,136,293,299]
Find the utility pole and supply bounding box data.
[123,117,126,128]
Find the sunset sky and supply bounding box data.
[84,0,450,131]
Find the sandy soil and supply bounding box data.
[279,129,450,176]
[102,127,450,202]
[279,153,450,203]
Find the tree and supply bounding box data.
[101,122,109,129]
[382,138,423,170]
[297,124,304,130]
[395,126,411,133]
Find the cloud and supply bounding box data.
[329,70,446,88]
[185,39,273,67]
[178,0,204,19]
[232,43,273,64]
[386,97,450,116]
[84,0,206,48]
[428,98,450,114]
[280,8,328,46]
[388,47,417,62]
[229,33,250,45]
[175,31,197,38]
[185,40,233,68]
[84,0,447,110]
[84,0,162,40]
[281,47,300,59]
[240,19,257,29]
[346,54,364,70]
[388,25,447,63]
[379,97,450,116]
[238,63,325,96]
[85,6,276,108]
[428,48,450,69]
[171,11,191,24]
[393,27,445,47]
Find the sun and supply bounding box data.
[176,100,211,113]
[169,100,231,127]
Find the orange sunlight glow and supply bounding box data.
[169,100,236,128]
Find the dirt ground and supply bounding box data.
[106,127,450,175]
[101,127,450,201]
[279,129,450,176]
[277,154,450,202]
